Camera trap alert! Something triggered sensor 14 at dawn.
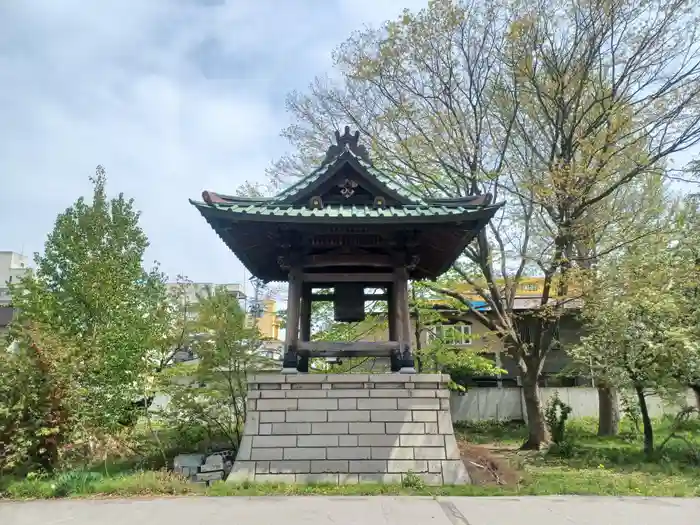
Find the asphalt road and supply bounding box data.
[1,496,699,525]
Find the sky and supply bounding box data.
[0,0,428,289]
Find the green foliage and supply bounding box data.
[9,167,168,432]
[4,414,700,499]
[619,392,642,432]
[412,282,504,382]
[1,470,193,499]
[401,471,426,490]
[269,0,700,450]
[571,223,700,455]
[0,326,82,474]
[544,392,572,445]
[2,167,169,474]
[156,286,274,453]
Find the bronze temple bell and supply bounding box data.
[333,283,367,323]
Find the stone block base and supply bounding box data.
[228,373,470,486]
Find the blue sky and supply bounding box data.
[0,0,428,286]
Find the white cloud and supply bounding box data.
[0,0,428,285]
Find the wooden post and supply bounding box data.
[388,282,397,342]
[396,267,415,373]
[300,284,312,342]
[389,280,401,372]
[282,267,303,373]
[298,284,312,373]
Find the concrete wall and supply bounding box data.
[450,387,698,422]
[154,384,698,427]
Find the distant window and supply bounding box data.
[426,324,472,346]
[522,283,538,291]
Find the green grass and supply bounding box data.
[3,416,699,499]
[454,415,700,497]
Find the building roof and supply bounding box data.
[190,127,503,282]
[193,200,496,223]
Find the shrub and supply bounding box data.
[544,392,573,445]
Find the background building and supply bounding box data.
[0,251,31,343]
[164,280,282,367]
[0,251,31,306]
[164,281,280,341]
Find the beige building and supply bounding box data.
[253,298,281,341]
[324,300,584,387]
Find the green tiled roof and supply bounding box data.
[271,151,424,205]
[195,201,485,219]
[191,128,499,225]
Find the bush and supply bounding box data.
[401,471,426,490]
[544,392,573,445]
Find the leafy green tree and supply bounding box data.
[410,282,504,387]
[265,0,700,448]
[0,324,82,474]
[570,228,700,457]
[157,286,273,452]
[676,194,700,407]
[9,166,168,448]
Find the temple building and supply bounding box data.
[191,127,503,374]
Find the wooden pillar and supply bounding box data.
[300,284,312,341]
[388,283,397,342]
[398,269,412,349]
[298,284,312,373]
[389,280,402,372]
[395,267,415,373]
[282,267,303,373]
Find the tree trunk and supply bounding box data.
[634,385,654,458]
[597,385,620,436]
[691,384,700,411]
[520,365,550,449]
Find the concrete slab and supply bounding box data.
[0,496,449,525]
[442,496,700,525]
[1,495,699,525]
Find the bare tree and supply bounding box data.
[267,0,700,448]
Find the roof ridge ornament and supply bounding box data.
[321,126,371,165]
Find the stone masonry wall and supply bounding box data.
[228,373,470,485]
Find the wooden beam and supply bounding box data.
[296,341,400,358]
[303,253,393,268]
[309,293,389,302]
[301,272,394,283]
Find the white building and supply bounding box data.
[165,282,245,304]
[0,251,31,305]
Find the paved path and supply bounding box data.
[1,495,699,524]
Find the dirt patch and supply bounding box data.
[459,441,523,487]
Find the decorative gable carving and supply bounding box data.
[316,173,391,206]
[322,126,371,165]
[338,179,358,199]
